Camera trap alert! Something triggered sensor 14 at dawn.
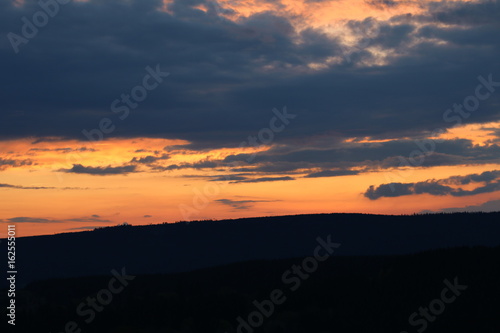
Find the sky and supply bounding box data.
[1,0,499,236]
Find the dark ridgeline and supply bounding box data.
[1,212,499,332]
[4,212,500,287]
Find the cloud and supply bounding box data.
[365,182,415,200]
[0,183,55,190]
[304,169,360,178]
[442,170,500,185]
[209,175,250,182]
[218,137,500,180]
[0,183,93,190]
[0,216,112,223]
[1,217,64,223]
[67,217,112,222]
[144,215,152,218]
[365,0,400,9]
[0,157,35,170]
[29,147,96,153]
[130,154,170,164]
[365,170,500,200]
[60,164,137,175]
[230,176,295,184]
[423,199,500,213]
[153,159,220,171]
[0,0,499,151]
[215,198,278,210]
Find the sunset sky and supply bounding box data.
[1,0,499,236]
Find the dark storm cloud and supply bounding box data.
[60,164,137,175]
[150,136,500,179]
[223,138,500,169]
[364,170,500,200]
[0,0,499,153]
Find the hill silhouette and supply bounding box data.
[1,212,499,288]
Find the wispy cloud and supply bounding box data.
[304,169,360,178]
[0,216,112,223]
[0,183,93,190]
[0,157,35,170]
[29,147,96,154]
[130,154,170,164]
[216,198,279,210]
[230,176,295,184]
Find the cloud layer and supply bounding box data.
[365,170,500,200]
[1,0,499,148]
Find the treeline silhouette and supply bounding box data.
[5,212,500,288]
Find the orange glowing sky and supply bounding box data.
[1,121,499,237]
[1,0,499,236]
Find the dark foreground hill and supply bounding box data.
[1,212,500,288]
[3,246,499,332]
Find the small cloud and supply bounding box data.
[0,183,92,190]
[144,215,152,218]
[67,217,111,222]
[1,217,63,223]
[305,169,359,178]
[216,198,279,210]
[130,154,170,164]
[60,164,137,175]
[0,215,112,223]
[31,137,69,144]
[209,175,249,182]
[230,176,295,184]
[0,157,35,170]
